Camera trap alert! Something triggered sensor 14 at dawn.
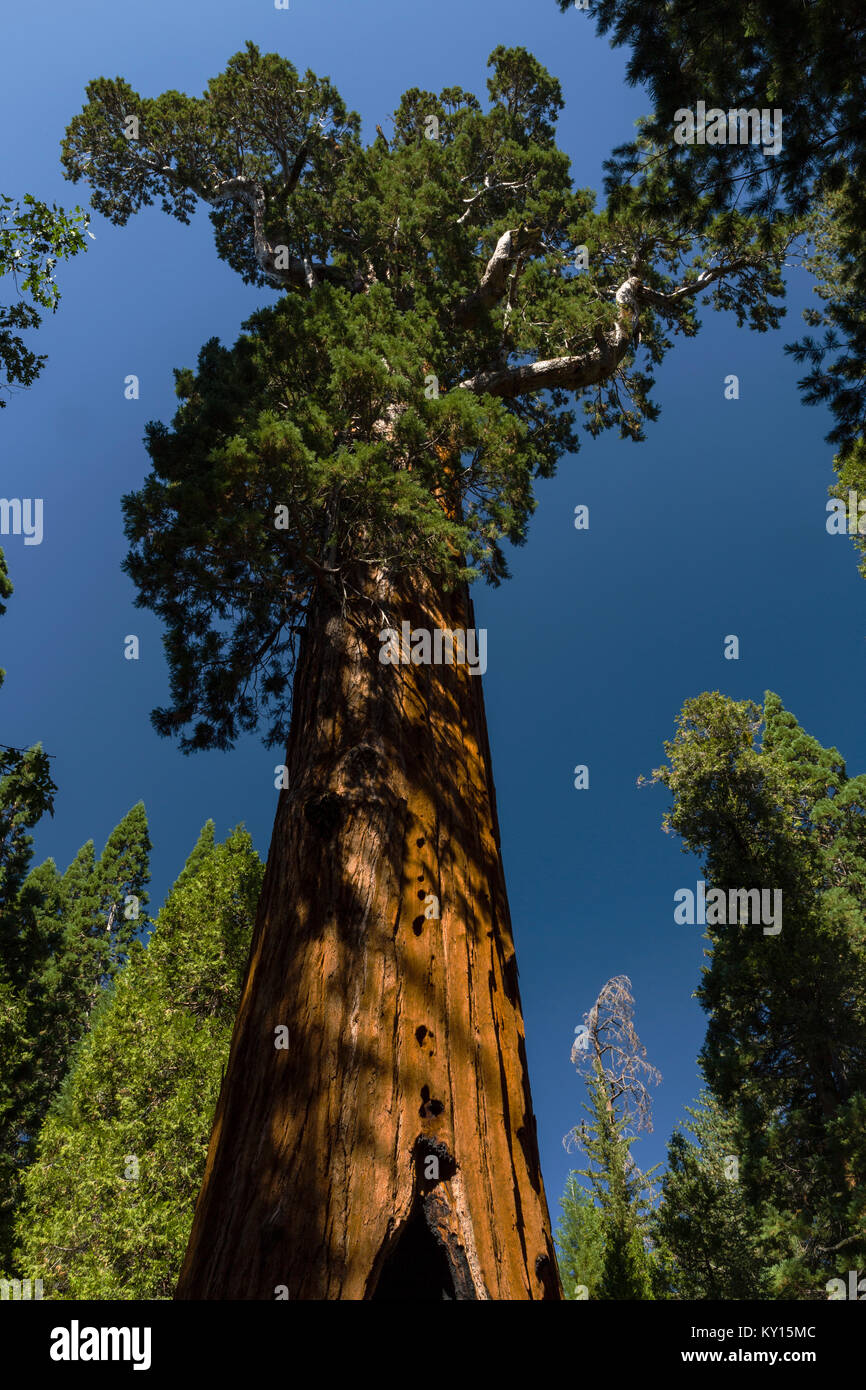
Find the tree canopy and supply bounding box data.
[13,824,262,1299]
[61,42,795,750]
[651,1092,770,1300]
[648,691,866,1294]
[561,0,865,220]
[561,1,866,490]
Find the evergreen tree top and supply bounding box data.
[63,44,797,751]
[647,688,866,1290]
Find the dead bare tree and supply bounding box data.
[567,974,661,1151]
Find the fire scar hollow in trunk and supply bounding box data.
[176,564,561,1300]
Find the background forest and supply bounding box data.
[1,0,864,1300]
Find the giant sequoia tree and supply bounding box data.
[62,42,793,1299]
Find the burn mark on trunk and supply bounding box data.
[303,791,343,837]
[535,1245,559,1299]
[370,1142,474,1301]
[412,1135,456,1188]
[369,1200,458,1301]
[414,1024,435,1051]
[503,951,520,1007]
[516,1035,542,1192]
[419,1084,445,1118]
[422,1186,480,1300]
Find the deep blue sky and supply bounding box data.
[2,0,863,1225]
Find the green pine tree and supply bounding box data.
[0,545,57,1269]
[574,1062,657,1299]
[0,799,150,1276]
[649,691,866,1296]
[559,0,866,518]
[652,1091,769,1300]
[0,549,56,963]
[13,823,263,1299]
[25,803,151,1109]
[555,1170,605,1299]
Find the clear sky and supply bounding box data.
[2,0,863,1224]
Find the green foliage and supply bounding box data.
[565,0,863,222]
[61,48,358,285]
[563,0,866,472]
[555,1171,605,1299]
[13,824,262,1299]
[0,194,88,404]
[0,549,57,921]
[124,284,570,750]
[791,185,866,577]
[788,187,866,460]
[0,549,11,684]
[652,1092,770,1300]
[0,798,150,1274]
[62,43,792,751]
[650,691,866,1295]
[569,1062,658,1299]
[0,547,58,1266]
[0,969,30,1273]
[0,740,56,943]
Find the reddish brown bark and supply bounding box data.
[176,563,561,1300]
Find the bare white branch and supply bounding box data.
[567,974,661,1146]
[454,224,543,326]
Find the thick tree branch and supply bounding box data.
[454,224,543,327]
[144,158,340,289]
[459,256,755,398]
[459,273,639,397]
[208,175,338,288]
[285,138,310,195]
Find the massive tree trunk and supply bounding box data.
[176,562,561,1300]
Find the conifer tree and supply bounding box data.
[22,804,151,1106]
[561,1,866,521]
[573,1063,657,1299]
[0,545,57,1269]
[649,692,866,1295]
[565,976,661,1299]
[797,189,866,570]
[62,43,793,1298]
[0,798,150,1275]
[652,1091,769,1300]
[555,1170,605,1299]
[0,556,56,951]
[560,0,865,225]
[13,824,262,1299]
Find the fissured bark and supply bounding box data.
[176,563,561,1300]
